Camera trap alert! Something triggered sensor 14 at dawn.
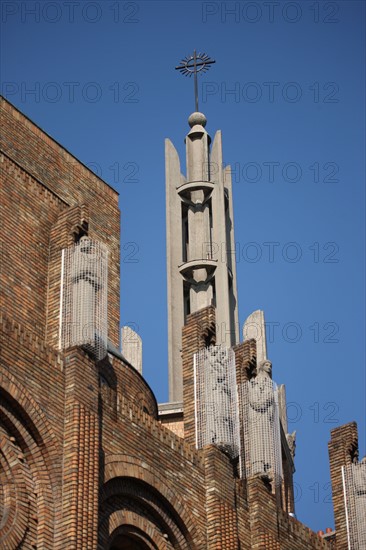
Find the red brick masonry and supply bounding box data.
[0,96,358,548]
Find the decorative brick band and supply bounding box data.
[0,312,64,371]
[1,152,69,207]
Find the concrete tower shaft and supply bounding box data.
[166,112,239,402]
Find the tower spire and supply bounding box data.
[166,56,239,402]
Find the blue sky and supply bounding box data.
[1,0,365,534]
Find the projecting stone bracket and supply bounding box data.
[178,259,217,283]
[177,180,214,205]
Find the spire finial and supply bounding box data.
[175,50,216,112]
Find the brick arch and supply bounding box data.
[100,478,189,549]
[108,510,167,549]
[134,391,156,416]
[101,454,204,549]
[0,366,62,548]
[0,431,32,548]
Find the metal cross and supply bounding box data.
[175,50,216,112]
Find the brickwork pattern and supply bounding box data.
[328,422,359,550]
[0,429,36,548]
[108,354,158,418]
[0,347,63,547]
[233,338,257,385]
[57,348,100,549]
[160,418,184,438]
[204,445,239,549]
[0,152,66,339]
[247,477,331,549]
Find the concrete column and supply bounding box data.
[166,112,239,402]
[165,138,186,402]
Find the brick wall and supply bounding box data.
[203,445,240,549]
[247,476,331,549]
[0,97,120,348]
[57,347,100,549]
[0,153,66,338]
[160,417,185,438]
[0,312,64,547]
[99,395,207,548]
[106,352,158,418]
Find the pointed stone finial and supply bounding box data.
[121,326,142,374]
[243,309,267,365]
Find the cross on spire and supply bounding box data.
[175,50,216,112]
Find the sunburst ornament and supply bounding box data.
[175,50,216,112]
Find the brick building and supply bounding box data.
[0,95,364,549]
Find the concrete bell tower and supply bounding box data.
[166,111,239,402]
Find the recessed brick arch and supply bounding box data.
[108,510,167,549]
[100,477,189,549]
[0,431,32,548]
[0,366,62,548]
[100,454,204,549]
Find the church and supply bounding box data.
[0,93,364,549]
